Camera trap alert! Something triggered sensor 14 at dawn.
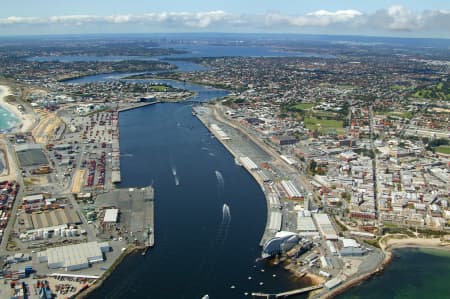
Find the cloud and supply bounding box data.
[265,9,362,28]
[0,6,449,35]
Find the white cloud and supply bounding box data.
[265,9,362,27]
[0,6,449,35]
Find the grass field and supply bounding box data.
[435,146,450,155]
[304,117,344,133]
[292,103,315,111]
[385,111,414,119]
[149,85,170,92]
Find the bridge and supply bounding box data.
[251,284,323,298]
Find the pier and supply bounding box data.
[111,110,121,184]
[251,285,323,298]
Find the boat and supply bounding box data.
[201,295,209,299]
[234,158,242,166]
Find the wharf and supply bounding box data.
[96,185,155,248]
[193,106,275,247]
[252,284,323,298]
[111,110,121,184]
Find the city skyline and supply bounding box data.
[0,1,449,38]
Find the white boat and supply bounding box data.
[201,295,209,299]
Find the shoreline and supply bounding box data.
[318,237,450,299]
[75,245,142,299]
[0,84,35,133]
[192,103,450,299]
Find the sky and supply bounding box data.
[0,0,449,37]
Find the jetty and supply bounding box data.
[251,284,323,298]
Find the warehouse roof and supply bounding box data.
[103,209,119,223]
[38,241,107,270]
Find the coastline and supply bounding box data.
[76,245,142,299]
[0,84,35,133]
[317,236,450,299]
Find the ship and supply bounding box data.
[201,295,209,299]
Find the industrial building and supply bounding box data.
[37,241,110,271]
[312,213,338,240]
[297,210,319,237]
[22,208,82,231]
[103,208,119,223]
[210,124,231,140]
[15,144,49,167]
[281,180,303,199]
[339,238,365,256]
[267,210,282,232]
[239,156,258,170]
[271,135,298,146]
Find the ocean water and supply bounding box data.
[337,248,450,299]
[0,105,19,132]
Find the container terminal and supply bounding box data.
[0,99,158,298]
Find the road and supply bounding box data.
[0,138,24,256]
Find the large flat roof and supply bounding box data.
[103,208,119,223]
[39,241,107,270]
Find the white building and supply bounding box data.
[313,213,338,240]
[103,209,119,223]
[37,241,110,271]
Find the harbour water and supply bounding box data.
[87,102,307,298]
[337,248,450,299]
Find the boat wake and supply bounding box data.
[171,165,177,176]
[215,170,224,188]
[215,203,231,245]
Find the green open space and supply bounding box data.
[385,111,414,119]
[435,146,450,155]
[412,81,450,101]
[149,85,171,92]
[292,103,315,111]
[304,117,344,134]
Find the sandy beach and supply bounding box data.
[0,84,35,133]
[380,234,450,251]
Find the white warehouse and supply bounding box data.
[37,241,110,271]
[312,213,338,240]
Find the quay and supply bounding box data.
[111,110,121,184]
[193,105,280,247]
[251,285,323,298]
[96,185,155,249]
